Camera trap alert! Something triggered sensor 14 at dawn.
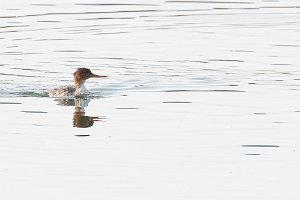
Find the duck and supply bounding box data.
[48,68,107,97]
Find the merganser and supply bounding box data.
[49,68,107,97]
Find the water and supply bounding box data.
[1,0,300,199]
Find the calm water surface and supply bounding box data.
[1,0,300,199]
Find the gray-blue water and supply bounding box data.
[1,0,300,199]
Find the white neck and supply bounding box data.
[74,83,89,96]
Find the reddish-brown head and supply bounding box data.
[73,68,107,87]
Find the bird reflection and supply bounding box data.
[54,97,105,128]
